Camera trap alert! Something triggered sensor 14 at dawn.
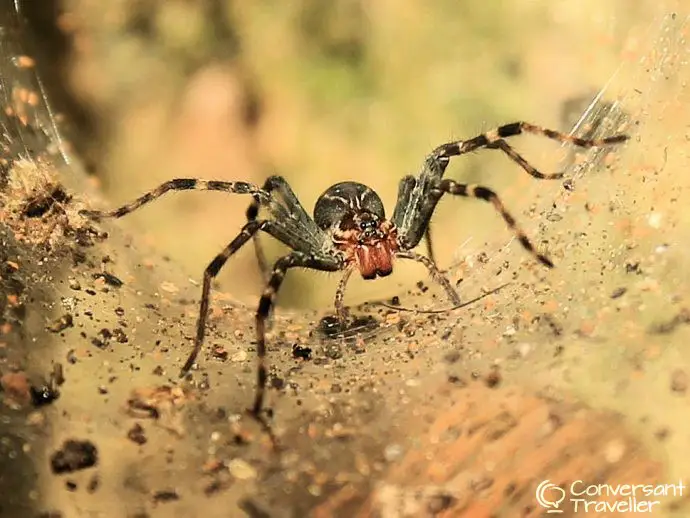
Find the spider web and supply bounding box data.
[435,8,689,317]
[332,6,689,341]
[0,2,687,344]
[0,1,73,178]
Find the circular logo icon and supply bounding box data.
[536,480,566,513]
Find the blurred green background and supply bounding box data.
[49,0,657,308]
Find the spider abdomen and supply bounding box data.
[313,181,385,230]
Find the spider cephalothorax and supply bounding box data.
[81,120,628,429]
[318,182,399,279]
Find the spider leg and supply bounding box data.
[245,175,319,280]
[395,250,461,306]
[80,178,263,219]
[424,226,437,265]
[432,121,628,177]
[334,268,354,326]
[395,123,627,253]
[253,252,341,418]
[179,218,317,376]
[439,179,554,268]
[180,219,264,376]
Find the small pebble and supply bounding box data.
[159,281,179,294]
[384,443,403,462]
[228,459,257,481]
[231,350,247,362]
[127,423,147,445]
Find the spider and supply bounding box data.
[81,121,627,423]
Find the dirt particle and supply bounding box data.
[152,489,179,503]
[324,342,343,359]
[625,261,641,274]
[655,428,670,441]
[485,367,502,388]
[15,54,35,68]
[318,315,341,338]
[87,474,100,493]
[127,423,147,445]
[227,458,257,480]
[670,369,688,394]
[610,287,627,299]
[91,328,112,349]
[427,493,457,513]
[159,281,179,294]
[30,382,60,407]
[47,313,73,333]
[447,375,466,386]
[270,377,285,390]
[444,350,461,364]
[112,328,128,343]
[352,336,366,353]
[384,443,403,462]
[292,343,312,360]
[93,271,123,287]
[238,499,271,518]
[211,344,228,360]
[66,349,78,364]
[26,410,46,427]
[204,478,231,496]
[50,439,98,474]
[231,350,247,362]
[1,371,31,405]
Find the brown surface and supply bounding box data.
[316,384,663,517]
[1,2,690,518]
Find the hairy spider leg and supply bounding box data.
[331,248,462,330]
[245,175,313,279]
[438,179,554,268]
[254,252,341,417]
[80,177,340,430]
[181,219,263,376]
[420,121,628,262]
[79,178,263,220]
[177,213,329,378]
[432,121,628,175]
[395,250,462,305]
[334,268,354,326]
